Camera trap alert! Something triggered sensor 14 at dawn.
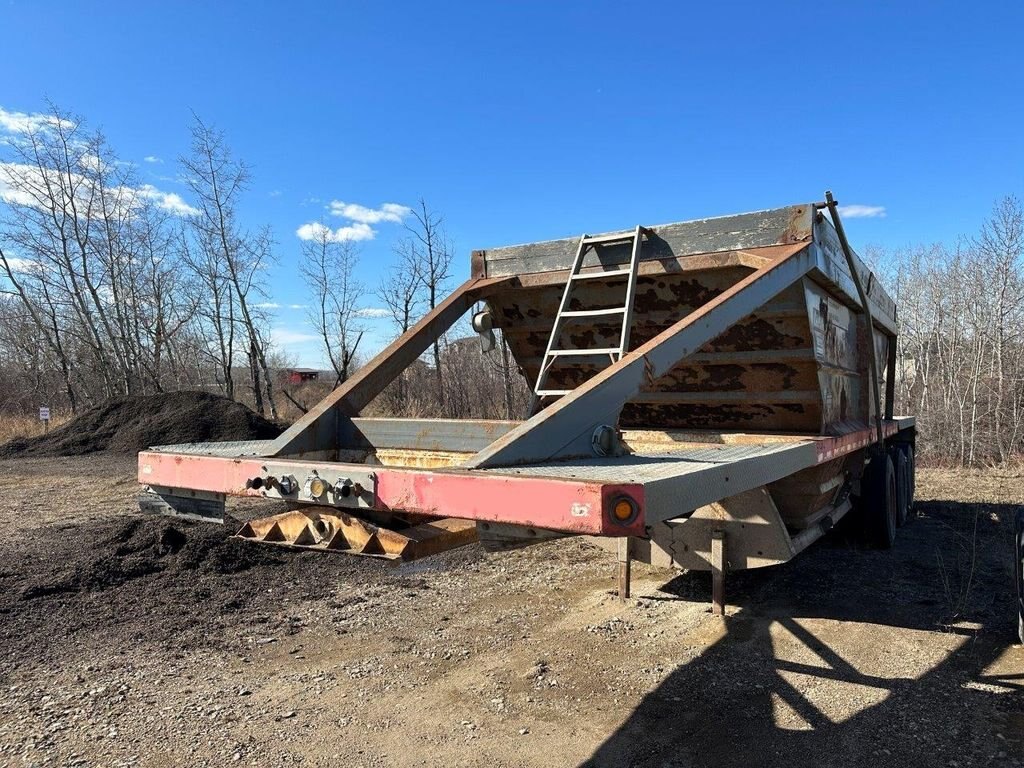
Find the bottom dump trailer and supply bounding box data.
[138,194,916,612]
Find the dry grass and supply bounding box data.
[0,412,71,444]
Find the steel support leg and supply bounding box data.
[711,530,725,616]
[617,537,632,599]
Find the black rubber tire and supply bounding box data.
[903,444,916,513]
[1015,507,1023,644]
[861,452,897,549]
[893,446,910,527]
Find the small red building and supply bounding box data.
[285,368,320,385]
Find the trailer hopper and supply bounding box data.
[138,196,915,610]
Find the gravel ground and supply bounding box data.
[0,456,1021,767]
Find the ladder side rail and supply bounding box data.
[617,226,646,358]
[531,235,592,413]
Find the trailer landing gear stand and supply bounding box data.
[617,537,632,599]
[711,530,726,616]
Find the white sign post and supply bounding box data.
[39,406,50,433]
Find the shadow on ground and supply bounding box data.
[582,500,1024,768]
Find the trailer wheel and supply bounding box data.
[1016,506,1023,644]
[861,452,897,549]
[901,444,916,518]
[893,446,911,527]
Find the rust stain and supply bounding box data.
[709,317,807,352]
[779,206,813,244]
[620,402,818,431]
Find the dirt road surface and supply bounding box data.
[0,456,1021,767]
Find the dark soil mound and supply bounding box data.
[0,391,283,457]
[17,518,286,600]
[0,514,379,654]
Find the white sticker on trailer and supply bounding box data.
[570,503,590,517]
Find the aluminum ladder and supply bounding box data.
[529,225,651,415]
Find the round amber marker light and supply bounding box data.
[309,477,328,497]
[613,499,634,521]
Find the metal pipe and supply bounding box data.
[824,190,885,447]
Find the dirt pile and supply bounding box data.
[16,518,286,601]
[0,391,283,457]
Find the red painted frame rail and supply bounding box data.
[138,451,645,537]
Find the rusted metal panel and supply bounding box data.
[493,269,822,432]
[620,401,822,433]
[467,243,817,467]
[804,278,862,431]
[768,455,848,525]
[475,205,814,278]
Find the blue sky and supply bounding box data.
[2,1,1022,366]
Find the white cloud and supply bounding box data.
[836,204,886,219]
[0,161,197,218]
[0,170,39,207]
[287,304,307,310]
[135,184,199,216]
[255,302,280,309]
[0,106,73,135]
[271,327,319,346]
[295,200,410,243]
[355,307,391,319]
[143,155,163,164]
[1,256,41,275]
[329,201,411,224]
[295,221,375,243]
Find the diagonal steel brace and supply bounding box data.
[270,276,511,457]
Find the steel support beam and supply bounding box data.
[270,277,509,458]
[617,537,632,599]
[465,243,816,468]
[711,530,725,615]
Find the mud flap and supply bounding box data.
[139,487,226,523]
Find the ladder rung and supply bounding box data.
[571,268,632,281]
[561,307,626,318]
[536,389,572,397]
[547,348,620,357]
[583,232,636,246]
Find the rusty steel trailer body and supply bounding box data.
[137,199,916,607]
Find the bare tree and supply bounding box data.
[299,224,365,386]
[180,116,277,417]
[875,195,1024,467]
[375,238,423,410]
[379,237,423,335]
[402,199,452,409]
